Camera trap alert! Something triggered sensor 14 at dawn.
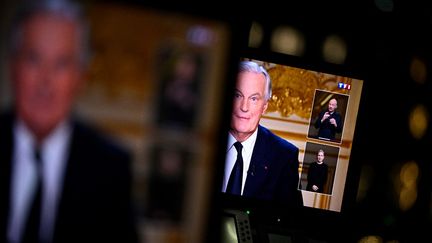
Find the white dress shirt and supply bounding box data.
[8,119,72,243]
[222,128,258,195]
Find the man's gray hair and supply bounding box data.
[238,60,272,101]
[8,0,91,67]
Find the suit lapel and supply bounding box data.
[58,121,81,197]
[243,125,269,197]
[52,121,83,239]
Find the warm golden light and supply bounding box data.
[398,161,419,211]
[409,104,428,139]
[358,235,383,243]
[400,161,419,187]
[248,21,264,48]
[410,57,427,84]
[322,35,347,64]
[356,165,374,202]
[270,26,305,56]
[399,188,417,211]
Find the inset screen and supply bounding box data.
[252,58,363,212]
[222,57,363,213]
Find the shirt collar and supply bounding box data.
[15,118,72,155]
[227,127,259,152]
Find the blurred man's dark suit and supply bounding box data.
[0,111,138,243]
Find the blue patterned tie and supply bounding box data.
[226,142,243,195]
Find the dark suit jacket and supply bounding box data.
[242,125,303,207]
[0,112,138,243]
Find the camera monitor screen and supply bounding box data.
[221,54,363,213]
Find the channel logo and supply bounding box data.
[338,82,351,90]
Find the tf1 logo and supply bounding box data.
[338,82,351,90]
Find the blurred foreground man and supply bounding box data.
[0,1,137,242]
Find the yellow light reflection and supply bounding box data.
[270,26,305,56]
[409,104,428,139]
[399,189,417,211]
[410,57,427,84]
[400,161,419,187]
[398,161,419,211]
[322,34,347,64]
[357,165,374,202]
[358,235,383,243]
[248,21,264,48]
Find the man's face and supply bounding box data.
[11,13,84,140]
[317,151,325,163]
[328,99,337,112]
[230,71,268,141]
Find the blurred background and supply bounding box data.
[1,0,432,242]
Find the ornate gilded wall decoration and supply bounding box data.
[263,63,352,119]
